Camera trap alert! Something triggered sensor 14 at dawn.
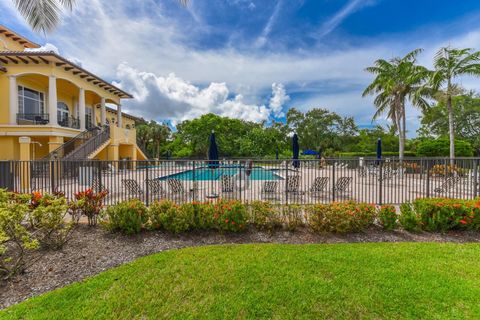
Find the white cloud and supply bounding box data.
[269,83,289,117]
[114,62,278,124]
[317,0,375,39]
[25,43,60,54]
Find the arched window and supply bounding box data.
[57,102,69,127]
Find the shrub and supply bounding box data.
[378,205,397,230]
[282,204,304,231]
[413,198,480,232]
[213,200,247,232]
[103,199,148,235]
[72,189,108,226]
[249,201,282,232]
[307,201,376,233]
[29,193,75,250]
[0,193,39,280]
[429,164,468,177]
[399,203,421,232]
[416,138,473,157]
[192,202,215,230]
[148,200,195,234]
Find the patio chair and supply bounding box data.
[309,177,329,198]
[286,175,301,194]
[220,175,237,199]
[146,179,166,200]
[333,177,353,197]
[121,179,144,199]
[434,176,462,194]
[167,178,190,202]
[91,177,108,193]
[261,181,280,200]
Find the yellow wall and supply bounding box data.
[0,75,8,124]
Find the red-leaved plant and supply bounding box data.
[71,188,108,226]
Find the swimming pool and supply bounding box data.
[157,165,284,181]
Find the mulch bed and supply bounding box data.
[2,225,480,309]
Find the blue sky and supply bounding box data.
[2,0,480,135]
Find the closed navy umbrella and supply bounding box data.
[207,131,219,198]
[292,133,300,168]
[208,131,219,169]
[376,138,382,165]
[275,147,279,160]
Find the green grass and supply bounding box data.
[2,243,480,319]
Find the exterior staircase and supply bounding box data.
[44,126,110,160]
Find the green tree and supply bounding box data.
[363,49,432,161]
[418,93,480,151]
[431,47,480,160]
[136,120,171,159]
[286,108,357,152]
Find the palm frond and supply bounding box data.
[13,0,75,33]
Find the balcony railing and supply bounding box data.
[58,117,80,129]
[17,113,50,125]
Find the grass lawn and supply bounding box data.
[2,243,480,319]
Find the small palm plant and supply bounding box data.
[431,47,480,160]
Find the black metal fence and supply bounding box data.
[0,158,478,206]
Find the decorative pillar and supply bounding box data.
[101,97,106,126]
[9,76,18,125]
[117,104,122,128]
[79,88,86,130]
[19,137,31,192]
[48,75,58,126]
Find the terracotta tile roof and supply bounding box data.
[0,51,132,99]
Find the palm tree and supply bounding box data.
[432,47,480,160]
[13,0,189,34]
[363,49,432,162]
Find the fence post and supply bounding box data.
[426,159,430,198]
[145,163,150,206]
[474,158,478,198]
[285,161,289,205]
[332,159,336,202]
[50,160,55,194]
[96,161,102,193]
[192,161,196,202]
[378,160,383,205]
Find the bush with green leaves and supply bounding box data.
[413,198,480,232]
[416,138,473,157]
[0,190,39,280]
[399,203,421,232]
[29,192,75,250]
[148,200,195,234]
[103,199,148,235]
[378,205,397,230]
[213,199,248,232]
[249,201,282,232]
[307,201,376,233]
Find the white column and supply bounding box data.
[117,104,122,128]
[48,75,58,126]
[9,76,18,125]
[100,98,106,126]
[79,88,86,130]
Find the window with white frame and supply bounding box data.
[18,86,45,115]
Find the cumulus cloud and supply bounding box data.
[269,83,289,117]
[114,63,284,124]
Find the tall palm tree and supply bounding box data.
[13,0,189,34]
[432,47,480,160]
[363,49,432,162]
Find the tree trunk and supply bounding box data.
[447,94,455,164]
[398,103,406,164]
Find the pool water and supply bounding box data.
[157,165,283,181]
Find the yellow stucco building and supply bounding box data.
[0,24,147,162]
